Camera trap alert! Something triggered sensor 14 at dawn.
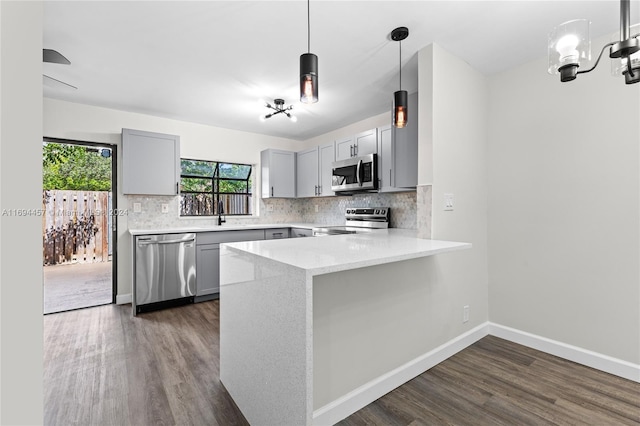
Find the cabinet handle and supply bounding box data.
[350,145,353,157]
[318,185,321,195]
[390,169,392,186]
[271,186,274,197]
[176,182,179,195]
[354,144,358,156]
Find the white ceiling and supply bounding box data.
[43,1,638,141]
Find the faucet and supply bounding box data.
[217,200,226,226]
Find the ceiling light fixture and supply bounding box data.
[548,0,639,84]
[260,99,297,122]
[300,0,318,103]
[391,26,409,128]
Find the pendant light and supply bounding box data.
[391,27,409,128]
[548,0,639,84]
[300,0,318,103]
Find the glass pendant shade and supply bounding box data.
[393,90,408,128]
[611,23,640,84]
[300,53,318,104]
[548,19,591,81]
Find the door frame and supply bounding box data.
[43,137,118,305]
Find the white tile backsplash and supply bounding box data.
[127,191,420,230]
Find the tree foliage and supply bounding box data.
[180,159,251,193]
[43,143,112,191]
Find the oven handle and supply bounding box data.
[356,159,363,186]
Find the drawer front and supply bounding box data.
[265,228,290,240]
[197,229,265,245]
[290,228,313,238]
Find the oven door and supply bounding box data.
[331,154,378,193]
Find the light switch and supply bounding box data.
[444,193,454,211]
[133,203,142,213]
[161,204,169,213]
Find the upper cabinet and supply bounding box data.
[296,142,335,197]
[261,149,296,198]
[122,128,180,195]
[378,92,419,192]
[335,128,377,161]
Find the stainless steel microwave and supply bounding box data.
[331,153,378,193]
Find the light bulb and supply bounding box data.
[289,115,298,123]
[395,106,407,128]
[556,34,580,63]
[302,76,314,102]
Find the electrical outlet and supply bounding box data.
[444,193,454,211]
[315,205,319,213]
[133,203,142,213]
[267,204,274,212]
[463,305,470,323]
[161,204,169,213]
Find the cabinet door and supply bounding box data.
[318,142,335,196]
[377,125,393,191]
[261,149,296,198]
[122,128,179,195]
[296,147,319,198]
[354,129,377,157]
[335,136,354,161]
[196,244,220,296]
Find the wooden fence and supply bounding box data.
[180,193,252,216]
[42,190,112,265]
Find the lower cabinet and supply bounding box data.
[290,228,313,238]
[196,244,220,297]
[195,228,289,300]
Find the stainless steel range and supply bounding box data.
[312,207,390,236]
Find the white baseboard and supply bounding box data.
[312,322,490,426]
[116,293,132,305]
[489,322,640,383]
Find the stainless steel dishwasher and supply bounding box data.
[134,233,196,315]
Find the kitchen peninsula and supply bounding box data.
[219,229,471,425]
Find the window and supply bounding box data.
[180,159,252,216]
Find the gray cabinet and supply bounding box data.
[290,228,313,238]
[122,128,180,195]
[335,129,377,161]
[195,229,266,299]
[196,244,220,296]
[265,228,289,239]
[296,142,335,197]
[261,149,296,198]
[378,93,418,192]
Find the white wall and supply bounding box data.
[487,37,640,364]
[44,98,302,296]
[417,44,490,344]
[0,2,44,424]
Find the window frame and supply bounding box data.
[179,158,253,217]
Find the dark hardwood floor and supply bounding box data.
[44,301,640,426]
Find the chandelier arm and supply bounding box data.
[626,55,636,77]
[576,41,617,75]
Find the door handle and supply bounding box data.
[356,159,363,186]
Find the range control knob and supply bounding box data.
[375,209,380,214]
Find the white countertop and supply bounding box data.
[128,223,317,236]
[222,229,471,275]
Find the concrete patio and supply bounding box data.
[43,261,113,314]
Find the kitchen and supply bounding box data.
[2,1,640,425]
